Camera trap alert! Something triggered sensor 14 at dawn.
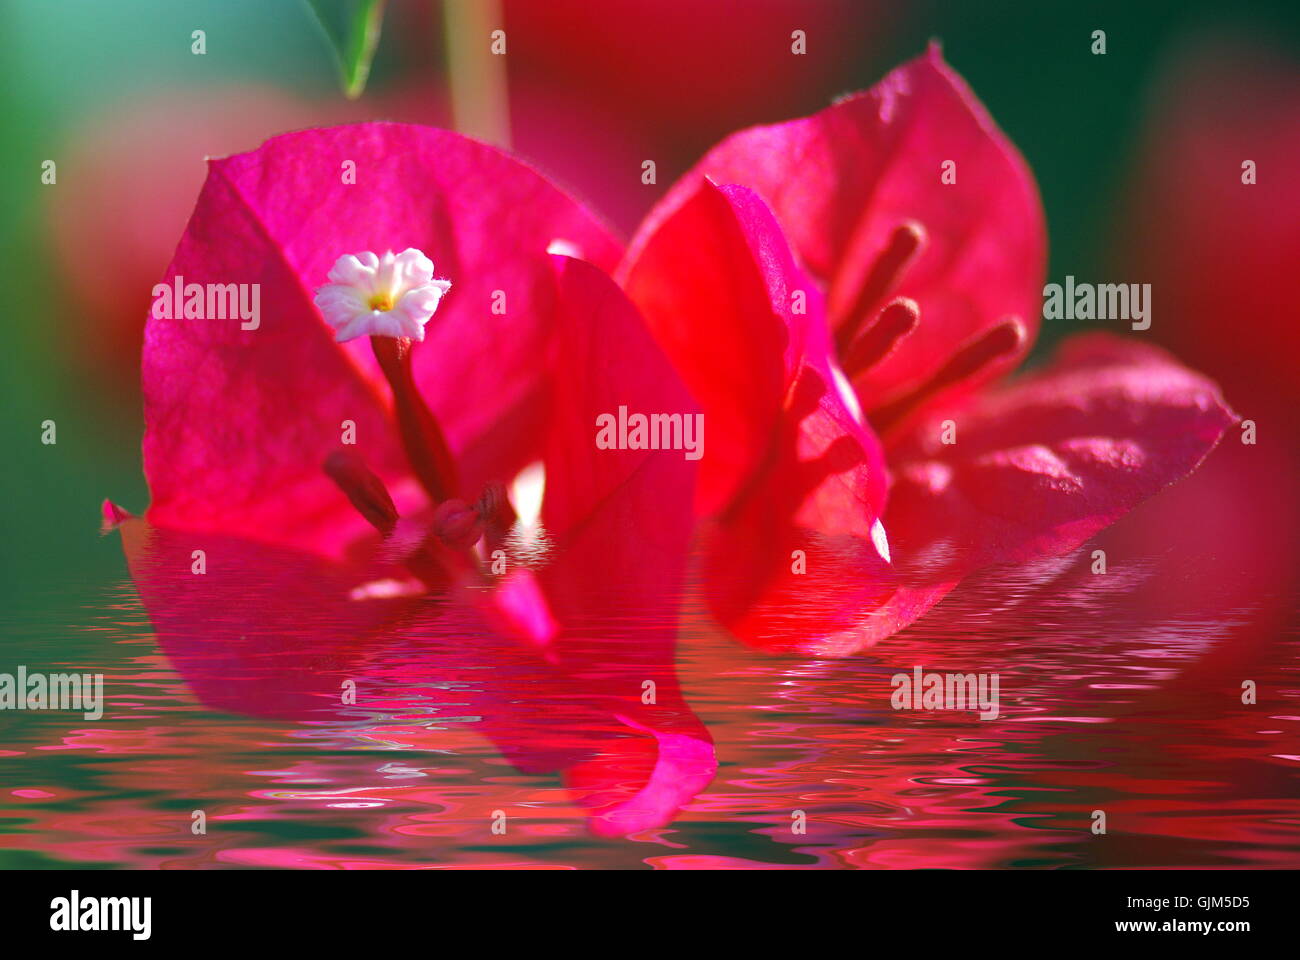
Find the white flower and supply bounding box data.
[313,249,451,343]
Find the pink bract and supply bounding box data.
[116,124,713,836]
[619,46,1237,653]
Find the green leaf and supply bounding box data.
[304,0,387,99]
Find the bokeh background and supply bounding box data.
[3,0,1298,616]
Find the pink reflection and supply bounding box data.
[2,564,1297,869]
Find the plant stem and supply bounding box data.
[441,0,512,147]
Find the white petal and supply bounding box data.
[396,284,446,321]
[391,248,435,288]
[314,284,369,331]
[327,252,379,287]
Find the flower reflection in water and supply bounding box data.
[2,523,1295,869]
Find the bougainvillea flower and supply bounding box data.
[107,124,713,836]
[619,46,1237,654]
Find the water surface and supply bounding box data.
[2,550,1296,870]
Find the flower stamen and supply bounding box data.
[871,316,1026,434]
[833,220,926,354]
[841,297,919,380]
[323,449,399,535]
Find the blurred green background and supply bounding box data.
[2,0,1297,609]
